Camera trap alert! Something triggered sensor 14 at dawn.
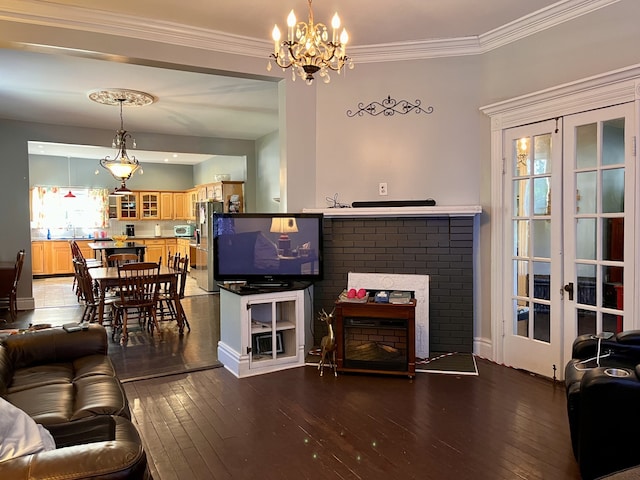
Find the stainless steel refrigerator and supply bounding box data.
[194,200,223,292]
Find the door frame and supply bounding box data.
[480,65,640,375]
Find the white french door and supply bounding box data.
[502,103,635,379]
[503,119,563,378]
[561,103,635,359]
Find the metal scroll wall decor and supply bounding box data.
[347,95,434,117]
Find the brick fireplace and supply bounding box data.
[305,206,480,356]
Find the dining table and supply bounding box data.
[90,265,186,334]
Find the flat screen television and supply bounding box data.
[213,213,323,286]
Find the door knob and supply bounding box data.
[563,282,574,301]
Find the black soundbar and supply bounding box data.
[351,199,436,208]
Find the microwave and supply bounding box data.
[173,225,195,237]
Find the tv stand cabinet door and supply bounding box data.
[218,288,307,378]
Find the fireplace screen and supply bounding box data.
[343,317,409,372]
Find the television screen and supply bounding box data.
[213,213,323,285]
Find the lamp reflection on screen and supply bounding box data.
[270,217,298,257]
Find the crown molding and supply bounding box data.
[0,0,621,63]
[480,62,640,129]
[478,0,620,54]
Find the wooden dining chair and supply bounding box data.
[157,255,191,331]
[73,258,115,324]
[70,240,102,298]
[0,249,25,321]
[112,261,161,343]
[106,253,139,267]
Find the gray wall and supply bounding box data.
[29,155,194,190]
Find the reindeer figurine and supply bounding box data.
[318,308,337,377]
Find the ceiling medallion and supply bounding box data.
[88,89,156,107]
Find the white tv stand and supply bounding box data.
[217,283,310,378]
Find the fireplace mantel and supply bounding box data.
[303,205,481,218]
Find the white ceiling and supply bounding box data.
[0,0,580,164]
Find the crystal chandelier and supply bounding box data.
[268,0,353,85]
[89,89,154,192]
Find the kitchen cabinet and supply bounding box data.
[195,181,245,213]
[143,239,164,264]
[176,238,192,271]
[188,189,198,220]
[165,238,177,262]
[108,196,118,219]
[139,192,160,219]
[173,192,186,220]
[51,241,73,274]
[31,241,45,275]
[161,192,174,219]
[31,240,95,276]
[218,285,307,378]
[117,193,138,219]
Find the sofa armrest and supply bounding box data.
[0,417,150,480]
[0,441,149,480]
[2,326,108,369]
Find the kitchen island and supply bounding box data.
[87,241,147,262]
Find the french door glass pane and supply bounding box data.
[603,218,624,261]
[533,305,550,342]
[532,220,551,258]
[514,260,528,296]
[514,138,530,176]
[534,134,552,174]
[602,266,623,309]
[576,171,596,213]
[576,218,596,260]
[577,308,596,336]
[533,177,551,215]
[603,313,620,333]
[602,168,624,213]
[577,263,597,306]
[514,299,528,337]
[576,123,597,169]
[513,220,529,257]
[602,118,625,166]
[533,262,551,300]
[513,179,529,216]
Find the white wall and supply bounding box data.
[315,56,484,207]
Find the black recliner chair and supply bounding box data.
[565,330,640,479]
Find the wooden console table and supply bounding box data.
[334,299,416,378]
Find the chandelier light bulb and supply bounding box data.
[331,13,340,29]
[272,25,281,42]
[340,29,349,45]
[287,10,296,27]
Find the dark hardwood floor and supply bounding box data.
[125,360,581,480]
[2,283,581,480]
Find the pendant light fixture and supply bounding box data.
[64,156,76,198]
[89,88,155,191]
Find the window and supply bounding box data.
[31,187,109,230]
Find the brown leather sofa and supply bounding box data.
[0,325,151,479]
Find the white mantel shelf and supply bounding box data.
[302,205,482,218]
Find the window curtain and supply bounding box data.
[89,188,110,228]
